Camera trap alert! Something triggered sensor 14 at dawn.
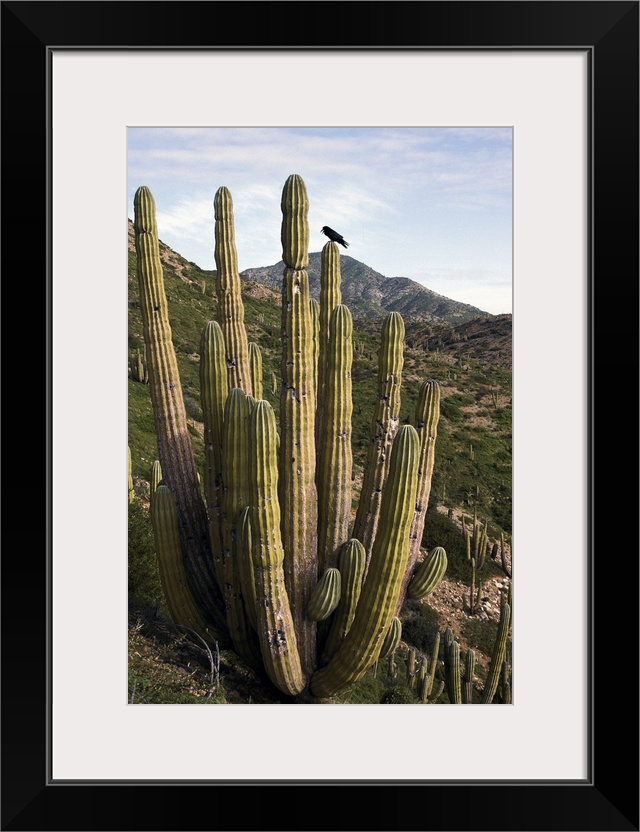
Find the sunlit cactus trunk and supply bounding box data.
[248,400,305,695]
[316,304,353,575]
[199,320,228,589]
[248,342,263,400]
[398,378,441,606]
[352,311,404,575]
[220,388,261,666]
[309,297,320,407]
[315,240,342,452]
[310,425,420,698]
[134,186,228,642]
[214,186,252,395]
[279,175,318,677]
[150,484,217,646]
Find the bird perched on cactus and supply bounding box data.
[321,226,349,248]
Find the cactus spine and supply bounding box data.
[134,186,227,642]
[248,400,305,695]
[310,425,420,698]
[279,174,318,677]
[316,304,353,575]
[352,311,404,573]
[214,186,252,395]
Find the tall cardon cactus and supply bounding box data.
[132,175,445,701]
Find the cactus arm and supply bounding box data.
[279,175,318,677]
[351,311,405,573]
[397,379,441,610]
[280,173,309,270]
[199,320,228,589]
[307,568,342,622]
[134,186,227,639]
[315,240,342,450]
[320,538,366,665]
[150,485,223,645]
[309,297,320,406]
[316,304,353,575]
[221,388,261,665]
[237,506,258,631]
[310,425,420,698]
[379,617,402,660]
[407,546,448,600]
[249,400,306,695]
[481,600,512,704]
[214,186,252,395]
[444,631,462,704]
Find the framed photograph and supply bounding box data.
[3,1,637,830]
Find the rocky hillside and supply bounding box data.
[241,251,488,327]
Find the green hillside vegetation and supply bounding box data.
[128,215,512,706]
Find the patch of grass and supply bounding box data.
[128,615,228,704]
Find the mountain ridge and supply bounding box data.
[241,250,490,326]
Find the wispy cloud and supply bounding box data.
[128,127,512,314]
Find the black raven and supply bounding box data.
[321,226,349,248]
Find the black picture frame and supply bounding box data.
[2,2,638,830]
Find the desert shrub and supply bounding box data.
[183,394,203,422]
[380,684,417,704]
[401,600,441,653]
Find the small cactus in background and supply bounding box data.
[481,594,512,704]
[128,446,135,503]
[463,649,476,703]
[129,347,149,383]
[150,460,162,499]
[249,342,263,400]
[379,617,402,660]
[443,628,462,704]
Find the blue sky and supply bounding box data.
[128,127,512,315]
